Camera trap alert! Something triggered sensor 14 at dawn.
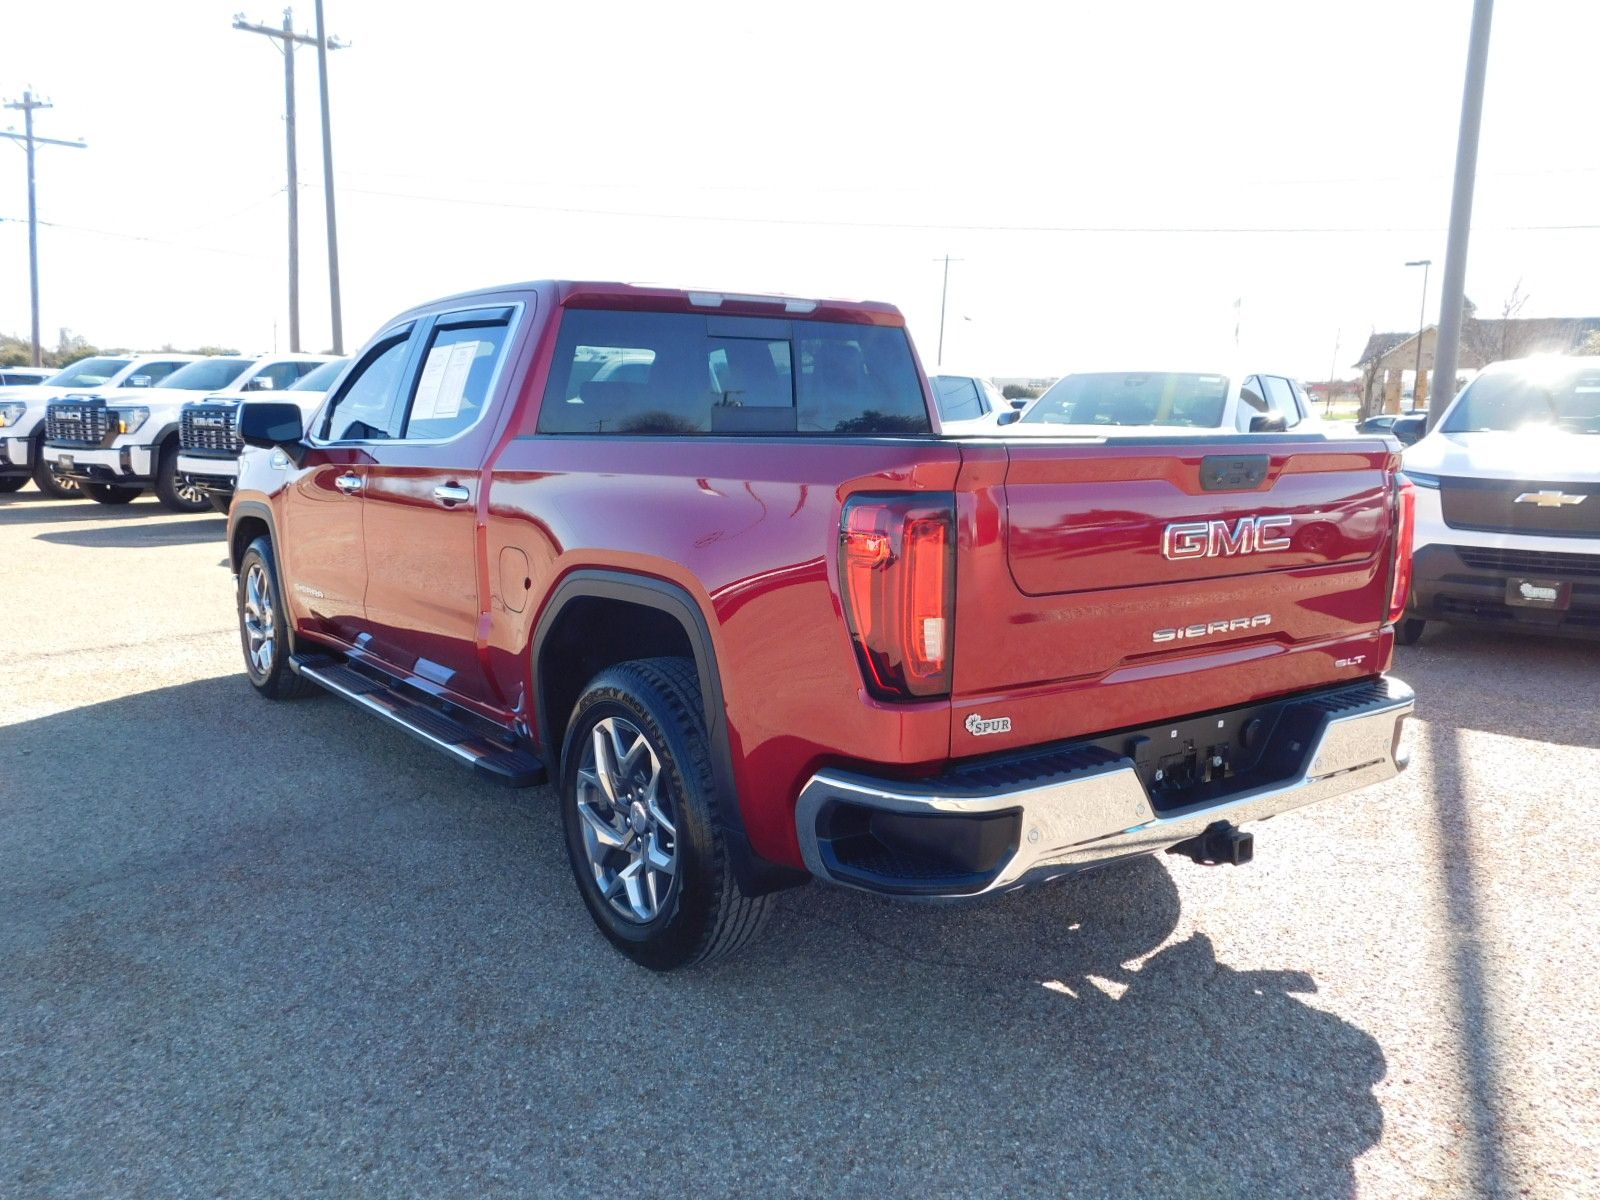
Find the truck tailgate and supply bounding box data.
[949,437,1400,755]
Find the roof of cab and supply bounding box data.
[391,280,907,328]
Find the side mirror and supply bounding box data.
[239,401,306,461]
[996,410,1021,426]
[1249,414,1288,433]
[125,374,152,388]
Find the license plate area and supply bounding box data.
[57,454,75,470]
[1505,577,1571,610]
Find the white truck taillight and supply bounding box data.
[839,494,955,700]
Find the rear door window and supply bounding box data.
[932,376,985,422]
[537,309,930,436]
[1262,375,1302,427]
[399,309,514,441]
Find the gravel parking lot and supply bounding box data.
[3,491,1598,1199]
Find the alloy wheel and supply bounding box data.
[575,716,678,923]
[242,562,276,676]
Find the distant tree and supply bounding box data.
[158,342,240,356]
[1001,384,1041,401]
[1577,330,1600,356]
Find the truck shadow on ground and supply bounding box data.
[33,516,226,548]
[1,675,1388,1198]
[0,491,176,526]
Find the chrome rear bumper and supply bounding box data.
[795,676,1414,897]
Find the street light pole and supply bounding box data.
[1405,258,1431,410]
[1,90,86,366]
[1429,0,1495,431]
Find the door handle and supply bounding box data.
[433,483,471,506]
[334,472,362,495]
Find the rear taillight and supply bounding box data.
[1388,476,1417,624]
[840,494,955,700]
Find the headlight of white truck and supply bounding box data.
[0,402,26,428]
[109,406,150,435]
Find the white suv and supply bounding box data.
[1400,355,1600,643]
[40,354,330,510]
[0,354,198,497]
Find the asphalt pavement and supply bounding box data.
[3,489,1597,1199]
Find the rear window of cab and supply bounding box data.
[536,309,930,436]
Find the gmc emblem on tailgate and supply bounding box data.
[1162,515,1293,560]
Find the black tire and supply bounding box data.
[207,492,233,515]
[155,441,209,513]
[560,657,771,970]
[31,445,78,498]
[0,476,25,493]
[83,482,143,505]
[1396,617,1426,646]
[237,536,314,700]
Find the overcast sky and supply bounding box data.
[3,0,1596,378]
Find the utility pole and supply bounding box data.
[1404,259,1431,409]
[1,90,86,366]
[314,0,344,353]
[934,255,963,367]
[233,9,313,351]
[1325,329,1341,415]
[1429,0,1494,431]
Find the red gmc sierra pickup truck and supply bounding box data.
[227,281,1416,969]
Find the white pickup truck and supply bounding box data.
[40,354,331,510]
[0,354,198,497]
[1400,355,1600,643]
[176,357,343,511]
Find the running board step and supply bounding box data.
[290,654,547,787]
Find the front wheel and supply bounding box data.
[1396,617,1426,646]
[236,537,314,700]
[83,482,143,505]
[561,657,771,970]
[31,450,78,498]
[155,443,210,513]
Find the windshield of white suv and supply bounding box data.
[47,357,132,388]
[157,358,254,391]
[1021,372,1231,428]
[289,359,347,391]
[1442,366,1600,434]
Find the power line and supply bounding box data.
[339,185,1600,235]
[1,89,86,366]
[0,214,275,260]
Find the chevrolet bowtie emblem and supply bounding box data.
[1514,490,1586,508]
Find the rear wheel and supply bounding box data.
[155,442,209,512]
[1396,617,1426,646]
[561,657,770,970]
[0,476,25,493]
[237,536,313,700]
[31,447,78,497]
[83,482,142,505]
